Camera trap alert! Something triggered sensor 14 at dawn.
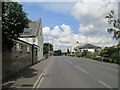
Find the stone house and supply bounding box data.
[3,19,44,79]
[19,19,43,61]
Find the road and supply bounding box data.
[36,56,118,89]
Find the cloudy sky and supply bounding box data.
[19,0,119,52]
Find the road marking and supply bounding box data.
[68,61,72,64]
[32,56,55,89]
[99,81,112,89]
[75,65,88,74]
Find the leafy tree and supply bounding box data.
[81,50,88,57]
[62,52,67,56]
[76,52,82,57]
[2,2,30,50]
[67,49,70,54]
[43,43,53,55]
[105,10,120,40]
[54,50,62,56]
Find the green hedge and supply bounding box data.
[76,47,120,64]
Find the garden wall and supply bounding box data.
[2,39,38,79]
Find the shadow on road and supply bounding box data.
[2,67,38,89]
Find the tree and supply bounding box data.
[105,10,120,40]
[67,49,70,54]
[43,43,53,55]
[54,50,62,56]
[2,2,30,50]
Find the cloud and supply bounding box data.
[42,1,119,51]
[43,26,51,35]
[43,24,73,37]
[71,1,118,35]
[43,24,118,52]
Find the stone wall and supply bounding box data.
[2,40,38,79]
[32,45,38,64]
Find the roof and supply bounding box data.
[20,19,41,37]
[76,44,101,49]
[117,43,120,47]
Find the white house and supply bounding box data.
[69,41,82,55]
[19,19,43,61]
[76,44,101,53]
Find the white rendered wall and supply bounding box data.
[81,49,95,53]
[19,37,38,46]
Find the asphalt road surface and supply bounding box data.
[36,56,118,89]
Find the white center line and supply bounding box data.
[75,65,88,74]
[99,81,112,89]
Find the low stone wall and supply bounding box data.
[32,45,38,64]
[2,40,36,79]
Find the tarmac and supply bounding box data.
[2,56,53,89]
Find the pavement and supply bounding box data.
[2,56,54,89]
[36,56,118,89]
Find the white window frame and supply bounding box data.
[16,43,21,51]
[27,46,30,52]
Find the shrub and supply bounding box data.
[76,52,82,57]
[100,47,119,64]
[95,56,103,61]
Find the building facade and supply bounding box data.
[70,41,82,55]
[19,19,43,61]
[76,44,101,53]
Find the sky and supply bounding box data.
[18,0,119,52]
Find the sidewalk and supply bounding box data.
[2,56,54,89]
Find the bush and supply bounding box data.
[76,52,82,57]
[81,50,94,58]
[95,56,103,61]
[100,47,120,64]
[91,53,100,59]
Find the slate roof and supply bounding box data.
[20,19,41,37]
[76,44,101,49]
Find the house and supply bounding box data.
[19,19,43,61]
[111,43,120,48]
[70,41,82,55]
[3,19,44,79]
[76,44,101,53]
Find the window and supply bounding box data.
[27,46,30,52]
[23,29,32,34]
[32,38,36,43]
[16,43,21,51]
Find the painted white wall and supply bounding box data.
[81,49,95,53]
[37,22,43,61]
[19,37,38,45]
[70,43,81,52]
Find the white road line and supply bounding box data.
[99,81,112,89]
[68,61,72,64]
[75,65,88,74]
[32,57,55,89]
